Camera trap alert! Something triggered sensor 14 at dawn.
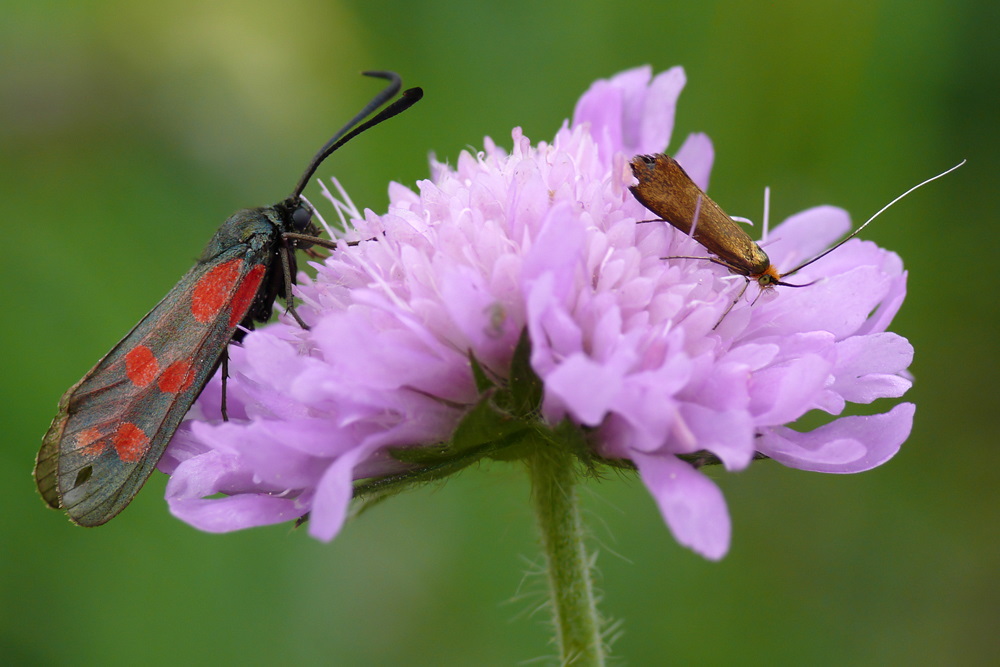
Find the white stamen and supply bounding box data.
[762,185,771,242]
[690,194,703,237]
[317,176,364,238]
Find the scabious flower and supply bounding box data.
[159,66,914,560]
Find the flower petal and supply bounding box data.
[632,452,731,560]
[165,449,307,531]
[757,402,914,473]
[829,333,914,403]
[573,65,686,160]
[673,132,715,191]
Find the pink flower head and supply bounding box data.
[160,66,913,560]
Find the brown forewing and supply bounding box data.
[628,153,771,276]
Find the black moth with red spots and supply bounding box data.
[35,72,422,527]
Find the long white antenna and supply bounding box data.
[783,159,966,277]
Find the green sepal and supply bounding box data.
[350,328,596,511]
[506,328,543,419]
[353,393,535,508]
[468,349,496,394]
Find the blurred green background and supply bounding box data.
[3,1,997,664]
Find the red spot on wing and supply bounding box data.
[158,359,195,393]
[191,259,243,323]
[125,345,158,387]
[228,264,267,327]
[113,422,150,462]
[74,427,106,458]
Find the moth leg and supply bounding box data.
[283,232,339,250]
[278,241,310,330]
[712,278,750,330]
[220,349,230,422]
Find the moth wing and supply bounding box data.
[36,244,273,526]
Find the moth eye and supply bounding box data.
[292,206,313,232]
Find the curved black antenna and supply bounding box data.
[781,159,965,279]
[774,278,818,288]
[290,71,423,199]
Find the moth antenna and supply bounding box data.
[291,71,423,199]
[782,159,965,278]
[774,278,818,288]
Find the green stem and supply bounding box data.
[527,434,605,666]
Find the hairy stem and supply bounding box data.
[526,435,604,666]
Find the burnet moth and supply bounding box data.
[35,71,422,527]
[629,153,963,324]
